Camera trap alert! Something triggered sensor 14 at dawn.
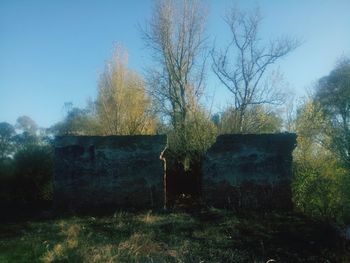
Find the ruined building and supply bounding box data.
[54,135,166,211]
[202,134,296,210]
[54,133,296,211]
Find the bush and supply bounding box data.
[167,109,217,166]
[0,158,15,205]
[12,144,53,205]
[293,151,350,225]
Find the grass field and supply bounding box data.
[0,209,349,263]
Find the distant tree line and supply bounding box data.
[0,116,52,209]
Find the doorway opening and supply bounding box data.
[160,148,202,209]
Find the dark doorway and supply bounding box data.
[160,148,202,209]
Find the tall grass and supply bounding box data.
[0,210,349,262]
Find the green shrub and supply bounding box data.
[0,158,15,205]
[13,144,53,205]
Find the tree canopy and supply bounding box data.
[97,46,157,135]
[315,58,350,167]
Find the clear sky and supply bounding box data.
[1,0,349,128]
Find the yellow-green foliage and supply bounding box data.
[97,45,157,135]
[167,108,217,160]
[293,100,350,224]
[219,105,282,134]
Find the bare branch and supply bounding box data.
[142,0,208,128]
[212,5,300,132]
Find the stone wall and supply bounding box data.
[202,134,297,211]
[54,133,296,212]
[54,135,166,211]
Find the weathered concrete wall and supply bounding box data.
[202,134,296,210]
[54,135,166,211]
[54,134,296,212]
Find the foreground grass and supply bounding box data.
[0,209,349,262]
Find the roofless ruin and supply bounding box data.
[53,134,296,211]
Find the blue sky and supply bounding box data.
[0,0,349,127]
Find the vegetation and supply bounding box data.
[141,0,217,182]
[96,45,158,135]
[292,59,350,225]
[49,104,100,136]
[0,116,53,209]
[0,1,350,262]
[315,58,350,168]
[1,210,349,263]
[51,46,157,136]
[142,0,207,130]
[211,6,299,133]
[217,105,283,134]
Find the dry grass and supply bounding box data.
[41,221,82,262]
[138,210,163,225]
[0,210,349,263]
[117,232,169,262]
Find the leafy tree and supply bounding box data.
[50,104,100,136]
[16,115,38,134]
[51,47,157,136]
[13,144,53,203]
[0,158,15,205]
[218,105,282,134]
[13,116,40,148]
[0,116,54,206]
[315,58,350,167]
[0,122,16,204]
[0,122,16,160]
[96,46,157,135]
[212,6,299,132]
[293,99,350,224]
[167,108,217,161]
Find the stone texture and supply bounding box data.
[54,134,297,212]
[53,135,166,211]
[202,134,297,211]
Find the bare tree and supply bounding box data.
[212,6,300,133]
[142,0,208,129]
